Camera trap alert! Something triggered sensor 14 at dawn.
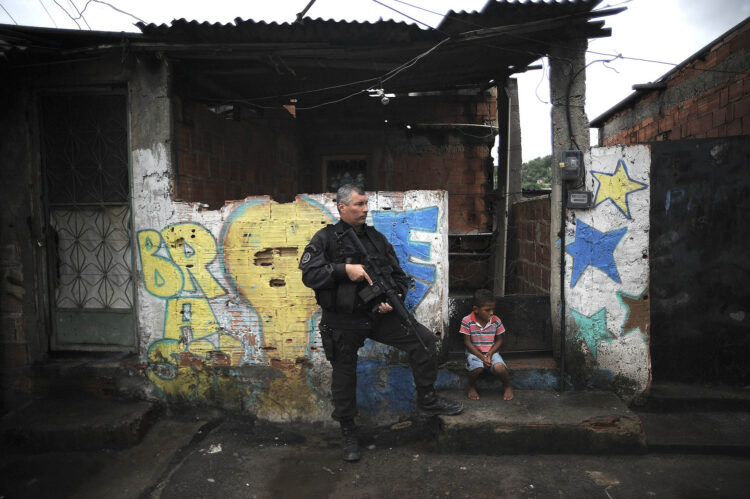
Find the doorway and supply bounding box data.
[39,91,135,350]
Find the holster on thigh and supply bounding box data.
[319,323,337,362]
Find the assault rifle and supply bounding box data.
[343,228,429,352]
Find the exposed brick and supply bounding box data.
[726,118,743,135]
[729,80,744,101]
[712,107,728,127]
[175,124,191,151]
[177,150,197,177]
[733,98,750,121]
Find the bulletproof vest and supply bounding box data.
[323,223,384,313]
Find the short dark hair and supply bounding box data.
[336,184,365,206]
[473,289,495,307]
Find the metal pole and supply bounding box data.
[559,182,567,392]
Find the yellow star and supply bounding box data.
[592,159,648,219]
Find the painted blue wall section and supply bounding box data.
[372,207,438,311]
[356,359,416,416]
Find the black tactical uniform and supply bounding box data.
[299,219,461,425]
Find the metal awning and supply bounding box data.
[1,0,623,109]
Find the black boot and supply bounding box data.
[417,387,464,416]
[339,420,361,462]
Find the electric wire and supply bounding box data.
[369,0,437,30]
[68,0,91,30]
[52,0,80,29]
[81,0,144,24]
[0,1,17,24]
[38,0,59,27]
[389,0,445,18]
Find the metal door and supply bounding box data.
[40,92,135,350]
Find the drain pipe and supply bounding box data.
[559,182,567,392]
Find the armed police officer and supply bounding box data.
[299,184,463,462]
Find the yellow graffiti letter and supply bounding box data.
[138,230,183,298]
[162,223,225,298]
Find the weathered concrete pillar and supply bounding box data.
[506,78,523,208]
[128,55,174,355]
[548,39,590,364]
[492,79,522,296]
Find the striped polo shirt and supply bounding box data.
[459,312,506,353]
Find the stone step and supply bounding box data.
[436,389,645,455]
[2,396,160,452]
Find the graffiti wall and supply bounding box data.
[564,145,651,398]
[131,159,448,422]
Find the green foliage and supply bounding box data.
[521,155,552,190]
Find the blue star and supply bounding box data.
[571,307,615,360]
[566,219,627,287]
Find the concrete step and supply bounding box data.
[1,396,160,452]
[439,354,563,392]
[436,389,645,455]
[27,352,148,400]
[637,410,750,455]
[632,382,750,455]
[639,382,750,412]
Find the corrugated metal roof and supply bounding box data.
[137,17,441,45]
[1,0,621,107]
[439,0,604,34]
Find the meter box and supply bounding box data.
[567,190,593,209]
[560,150,584,182]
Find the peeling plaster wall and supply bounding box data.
[130,172,449,421]
[564,145,651,400]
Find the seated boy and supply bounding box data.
[459,289,514,401]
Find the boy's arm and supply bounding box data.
[463,335,492,366]
[463,334,487,359]
[486,334,503,357]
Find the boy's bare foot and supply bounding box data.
[467,386,480,400]
[503,386,514,401]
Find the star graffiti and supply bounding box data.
[616,288,650,340]
[592,159,648,219]
[565,219,627,287]
[571,307,615,360]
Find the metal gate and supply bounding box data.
[40,92,135,350]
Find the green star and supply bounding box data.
[571,307,615,360]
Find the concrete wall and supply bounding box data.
[132,174,450,421]
[650,137,750,384]
[564,145,651,400]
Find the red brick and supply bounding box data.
[733,98,750,120]
[712,107,728,127]
[195,153,211,178]
[175,124,191,151]
[177,150,196,177]
[726,118,743,135]
[729,80,744,101]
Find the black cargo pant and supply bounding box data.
[319,310,437,422]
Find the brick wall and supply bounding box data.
[299,91,497,233]
[173,98,301,206]
[506,196,551,295]
[600,21,750,146]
